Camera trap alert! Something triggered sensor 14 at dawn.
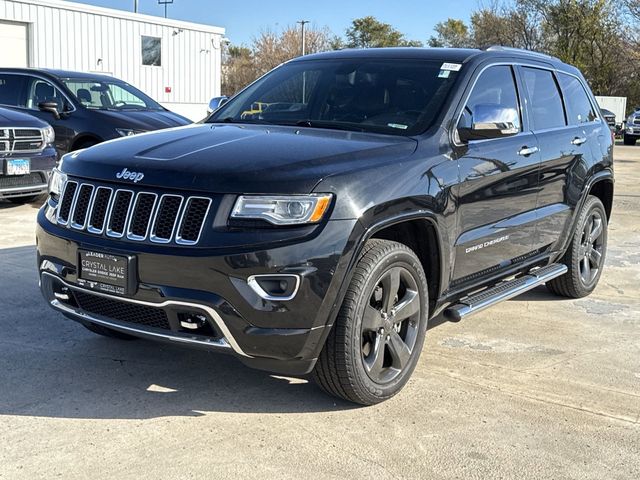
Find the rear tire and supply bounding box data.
[84,323,139,340]
[623,135,636,146]
[312,239,429,405]
[547,195,608,298]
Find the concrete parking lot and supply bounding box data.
[0,145,638,480]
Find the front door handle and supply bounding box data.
[518,146,539,156]
[571,136,587,145]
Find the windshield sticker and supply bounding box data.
[387,123,409,130]
[438,70,451,79]
[440,62,462,71]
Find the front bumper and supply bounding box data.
[37,208,358,375]
[1,147,57,199]
[625,126,640,138]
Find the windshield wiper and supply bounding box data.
[213,117,269,125]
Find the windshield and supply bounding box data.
[62,78,164,111]
[208,58,462,135]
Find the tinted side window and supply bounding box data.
[458,65,521,132]
[0,74,28,107]
[557,73,597,125]
[521,67,565,130]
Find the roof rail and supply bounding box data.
[485,46,559,62]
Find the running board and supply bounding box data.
[444,263,567,322]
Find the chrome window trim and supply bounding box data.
[126,191,158,241]
[86,186,114,235]
[70,183,95,230]
[150,194,184,243]
[41,271,249,357]
[451,60,602,147]
[175,196,212,246]
[106,189,135,238]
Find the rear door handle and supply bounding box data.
[518,146,539,156]
[571,136,587,145]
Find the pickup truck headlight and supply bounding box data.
[231,194,332,225]
[48,167,67,201]
[116,128,146,137]
[42,126,55,144]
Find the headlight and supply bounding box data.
[48,167,67,200]
[42,126,55,144]
[231,194,332,225]
[116,128,146,137]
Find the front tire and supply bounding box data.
[312,239,429,405]
[547,195,608,298]
[623,135,636,146]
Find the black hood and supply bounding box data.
[62,124,418,194]
[92,109,191,131]
[0,107,49,128]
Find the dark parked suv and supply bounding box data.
[36,47,614,405]
[1,107,57,203]
[0,69,191,156]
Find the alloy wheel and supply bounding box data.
[361,266,421,384]
[578,210,605,285]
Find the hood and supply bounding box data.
[0,107,49,128]
[63,123,418,194]
[92,109,191,131]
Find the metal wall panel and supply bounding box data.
[0,0,223,107]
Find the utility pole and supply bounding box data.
[297,20,309,56]
[134,0,138,13]
[158,0,174,18]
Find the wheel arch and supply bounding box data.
[70,133,103,152]
[587,176,614,221]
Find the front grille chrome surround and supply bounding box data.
[54,180,212,245]
[0,127,44,153]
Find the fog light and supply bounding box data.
[247,274,300,301]
[179,313,207,330]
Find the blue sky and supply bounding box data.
[75,0,476,45]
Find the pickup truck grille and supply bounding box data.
[56,180,212,245]
[0,127,44,153]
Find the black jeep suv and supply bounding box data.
[36,47,614,405]
[1,107,57,203]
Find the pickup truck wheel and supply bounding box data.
[623,135,636,146]
[312,239,428,405]
[83,323,139,340]
[547,195,607,298]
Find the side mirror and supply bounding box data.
[208,96,228,113]
[38,101,61,120]
[458,104,519,142]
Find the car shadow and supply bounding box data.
[0,245,358,419]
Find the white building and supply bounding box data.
[0,0,225,120]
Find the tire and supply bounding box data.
[312,239,429,405]
[547,195,608,298]
[83,322,139,340]
[73,139,99,151]
[623,135,636,146]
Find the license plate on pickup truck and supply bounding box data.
[78,250,136,295]
[6,159,31,175]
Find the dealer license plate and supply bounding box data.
[78,250,132,295]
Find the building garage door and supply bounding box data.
[0,21,28,67]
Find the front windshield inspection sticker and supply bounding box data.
[438,70,451,78]
[388,123,409,129]
[440,62,462,71]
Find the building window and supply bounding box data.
[141,36,161,66]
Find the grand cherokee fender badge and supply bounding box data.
[116,167,144,183]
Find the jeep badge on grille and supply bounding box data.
[116,168,144,183]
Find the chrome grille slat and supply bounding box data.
[106,190,134,238]
[127,192,158,241]
[54,180,211,246]
[0,127,44,154]
[87,187,114,234]
[176,197,212,245]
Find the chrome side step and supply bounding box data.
[444,263,568,322]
